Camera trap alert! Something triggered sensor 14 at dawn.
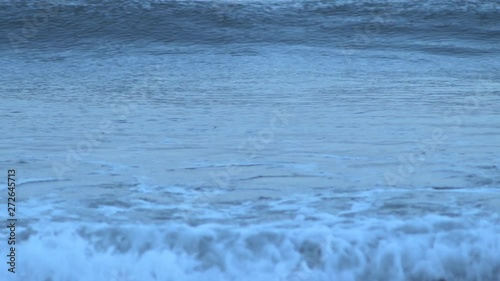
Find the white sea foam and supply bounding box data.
[3,214,497,281]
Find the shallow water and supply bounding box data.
[1,0,499,280]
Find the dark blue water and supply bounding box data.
[1,0,499,55]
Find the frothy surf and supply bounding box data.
[7,216,499,281]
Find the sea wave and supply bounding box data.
[6,216,500,281]
[1,0,499,53]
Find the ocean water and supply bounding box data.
[0,0,499,280]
